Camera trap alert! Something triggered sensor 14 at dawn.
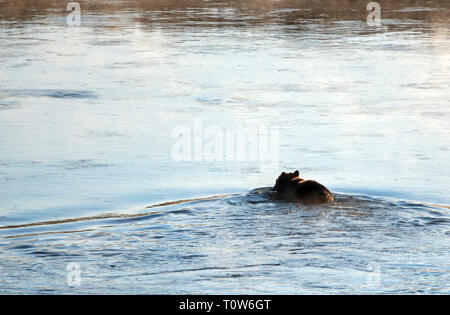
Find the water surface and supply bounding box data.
[0,0,449,294]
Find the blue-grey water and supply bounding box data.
[0,0,449,294]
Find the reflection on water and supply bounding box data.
[0,0,449,294]
[1,0,449,23]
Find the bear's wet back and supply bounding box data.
[273,170,334,205]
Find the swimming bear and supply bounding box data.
[273,170,334,205]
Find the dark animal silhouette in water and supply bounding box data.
[273,170,334,205]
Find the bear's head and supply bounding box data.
[273,170,301,192]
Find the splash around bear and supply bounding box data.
[272,170,334,205]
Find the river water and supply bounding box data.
[0,0,449,294]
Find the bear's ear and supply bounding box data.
[281,172,286,175]
[294,170,299,176]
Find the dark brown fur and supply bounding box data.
[273,170,334,205]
